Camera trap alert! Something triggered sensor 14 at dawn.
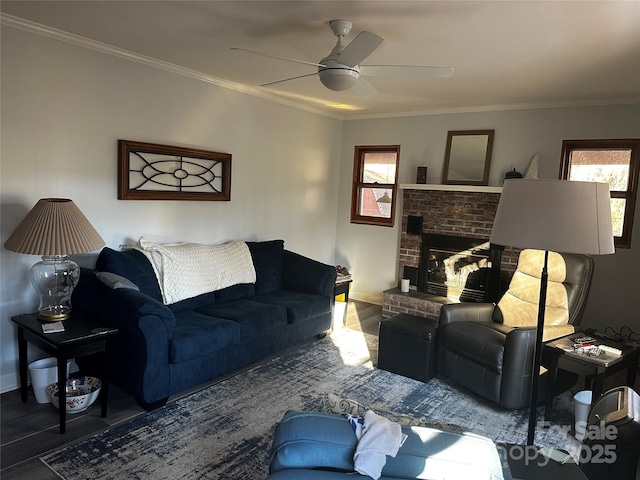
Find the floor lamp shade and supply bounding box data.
[489,179,614,445]
[4,198,105,320]
[490,179,614,255]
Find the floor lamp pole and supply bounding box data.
[528,250,549,446]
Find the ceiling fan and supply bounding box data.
[231,19,454,96]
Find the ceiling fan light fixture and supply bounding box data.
[318,68,360,91]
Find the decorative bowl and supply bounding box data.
[47,376,102,413]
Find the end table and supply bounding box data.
[11,312,118,433]
[542,332,639,421]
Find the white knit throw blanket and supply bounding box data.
[136,237,256,304]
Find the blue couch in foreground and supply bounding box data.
[268,411,508,480]
[73,239,336,409]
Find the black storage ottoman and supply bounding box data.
[377,314,438,382]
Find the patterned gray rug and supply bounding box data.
[41,328,580,479]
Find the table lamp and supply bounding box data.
[4,198,105,321]
[489,179,614,445]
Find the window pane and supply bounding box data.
[363,152,397,184]
[611,198,626,237]
[358,187,393,218]
[568,150,631,191]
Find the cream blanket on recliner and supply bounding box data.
[136,237,256,304]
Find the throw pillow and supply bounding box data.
[96,247,163,302]
[96,271,140,291]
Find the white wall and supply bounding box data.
[2,23,639,394]
[336,105,640,335]
[0,27,342,392]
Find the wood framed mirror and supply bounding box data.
[441,130,494,186]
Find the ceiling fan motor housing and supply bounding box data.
[318,60,360,91]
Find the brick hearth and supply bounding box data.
[383,185,520,319]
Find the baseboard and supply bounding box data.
[349,291,383,305]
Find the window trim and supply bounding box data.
[559,139,639,249]
[350,145,400,227]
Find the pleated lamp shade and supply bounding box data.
[4,198,105,320]
[5,198,104,256]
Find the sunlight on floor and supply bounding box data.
[329,327,375,369]
[332,300,347,330]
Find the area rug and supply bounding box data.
[41,328,580,479]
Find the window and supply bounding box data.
[351,145,400,227]
[560,139,639,249]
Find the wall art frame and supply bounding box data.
[441,130,494,186]
[118,140,231,201]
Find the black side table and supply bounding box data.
[334,278,352,302]
[11,312,118,433]
[542,332,639,422]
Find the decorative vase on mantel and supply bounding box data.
[504,168,522,183]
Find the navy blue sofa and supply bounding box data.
[73,240,336,409]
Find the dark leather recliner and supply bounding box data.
[437,249,594,409]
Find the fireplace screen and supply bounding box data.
[427,248,491,301]
[419,234,502,302]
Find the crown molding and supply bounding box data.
[1,13,342,120]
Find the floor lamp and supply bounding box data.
[489,179,614,445]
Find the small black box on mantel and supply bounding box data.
[416,166,428,184]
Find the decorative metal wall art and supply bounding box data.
[118,140,231,201]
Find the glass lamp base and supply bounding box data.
[31,255,80,321]
[37,306,73,321]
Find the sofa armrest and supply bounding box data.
[438,302,496,328]
[74,268,175,336]
[282,251,337,297]
[72,268,175,403]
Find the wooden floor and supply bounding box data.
[0,300,382,479]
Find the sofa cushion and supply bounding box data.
[214,283,255,303]
[96,247,163,302]
[254,291,331,324]
[247,240,284,294]
[195,300,287,338]
[168,291,216,314]
[170,311,240,364]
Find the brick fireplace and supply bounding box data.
[382,185,519,319]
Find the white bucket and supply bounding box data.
[573,390,593,441]
[28,357,71,404]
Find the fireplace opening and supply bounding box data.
[418,234,503,302]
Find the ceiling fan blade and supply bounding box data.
[230,48,325,68]
[337,31,384,67]
[351,78,378,97]
[360,65,454,78]
[261,73,318,87]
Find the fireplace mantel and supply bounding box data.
[400,184,502,193]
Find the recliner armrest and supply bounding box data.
[438,302,496,328]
